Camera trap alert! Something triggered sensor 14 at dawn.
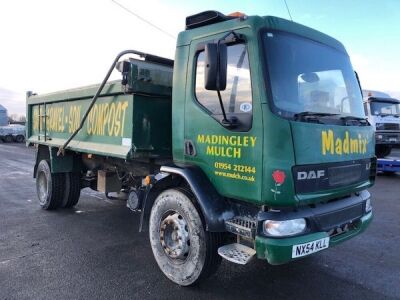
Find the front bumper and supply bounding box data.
[254,191,373,265]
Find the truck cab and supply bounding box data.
[363,96,400,157]
[170,10,374,268]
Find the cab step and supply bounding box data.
[218,243,256,265]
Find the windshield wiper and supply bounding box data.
[340,115,366,121]
[294,111,339,121]
[340,115,369,126]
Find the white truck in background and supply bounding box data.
[363,90,400,157]
[0,124,25,143]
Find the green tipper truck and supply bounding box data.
[26,11,375,286]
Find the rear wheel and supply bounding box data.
[35,160,65,210]
[62,172,81,208]
[15,135,25,143]
[149,189,223,286]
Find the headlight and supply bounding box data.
[365,198,372,213]
[377,134,383,139]
[263,218,306,237]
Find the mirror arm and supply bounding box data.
[215,31,240,125]
[216,89,229,124]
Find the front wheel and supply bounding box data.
[4,135,13,143]
[149,189,223,286]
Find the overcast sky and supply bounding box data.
[0,0,399,115]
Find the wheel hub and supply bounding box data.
[159,212,190,260]
[37,171,48,204]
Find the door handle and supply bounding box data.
[184,140,197,157]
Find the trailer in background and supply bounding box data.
[377,158,400,173]
[377,147,400,174]
[0,124,25,143]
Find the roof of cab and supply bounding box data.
[177,13,346,54]
[368,97,400,104]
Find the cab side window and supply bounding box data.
[195,43,253,129]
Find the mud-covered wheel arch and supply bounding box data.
[33,145,50,179]
[149,188,224,286]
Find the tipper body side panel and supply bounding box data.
[26,60,173,160]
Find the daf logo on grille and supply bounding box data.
[297,170,325,180]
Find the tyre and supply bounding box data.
[376,145,392,158]
[61,172,81,208]
[35,160,65,210]
[149,189,223,286]
[15,135,25,143]
[4,135,13,143]
[382,171,396,175]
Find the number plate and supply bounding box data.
[292,237,330,258]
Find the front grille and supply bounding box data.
[377,123,400,130]
[328,164,362,186]
[293,158,373,194]
[328,222,357,237]
[314,203,364,231]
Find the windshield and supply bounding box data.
[370,101,400,115]
[263,32,365,119]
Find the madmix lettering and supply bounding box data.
[322,130,368,155]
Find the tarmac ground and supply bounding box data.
[0,143,399,299]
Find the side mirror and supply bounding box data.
[204,43,227,91]
[300,72,319,83]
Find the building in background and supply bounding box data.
[0,104,8,126]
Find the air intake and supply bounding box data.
[186,10,235,30]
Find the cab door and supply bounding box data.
[183,29,263,203]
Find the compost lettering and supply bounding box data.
[86,101,129,137]
[32,100,129,137]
